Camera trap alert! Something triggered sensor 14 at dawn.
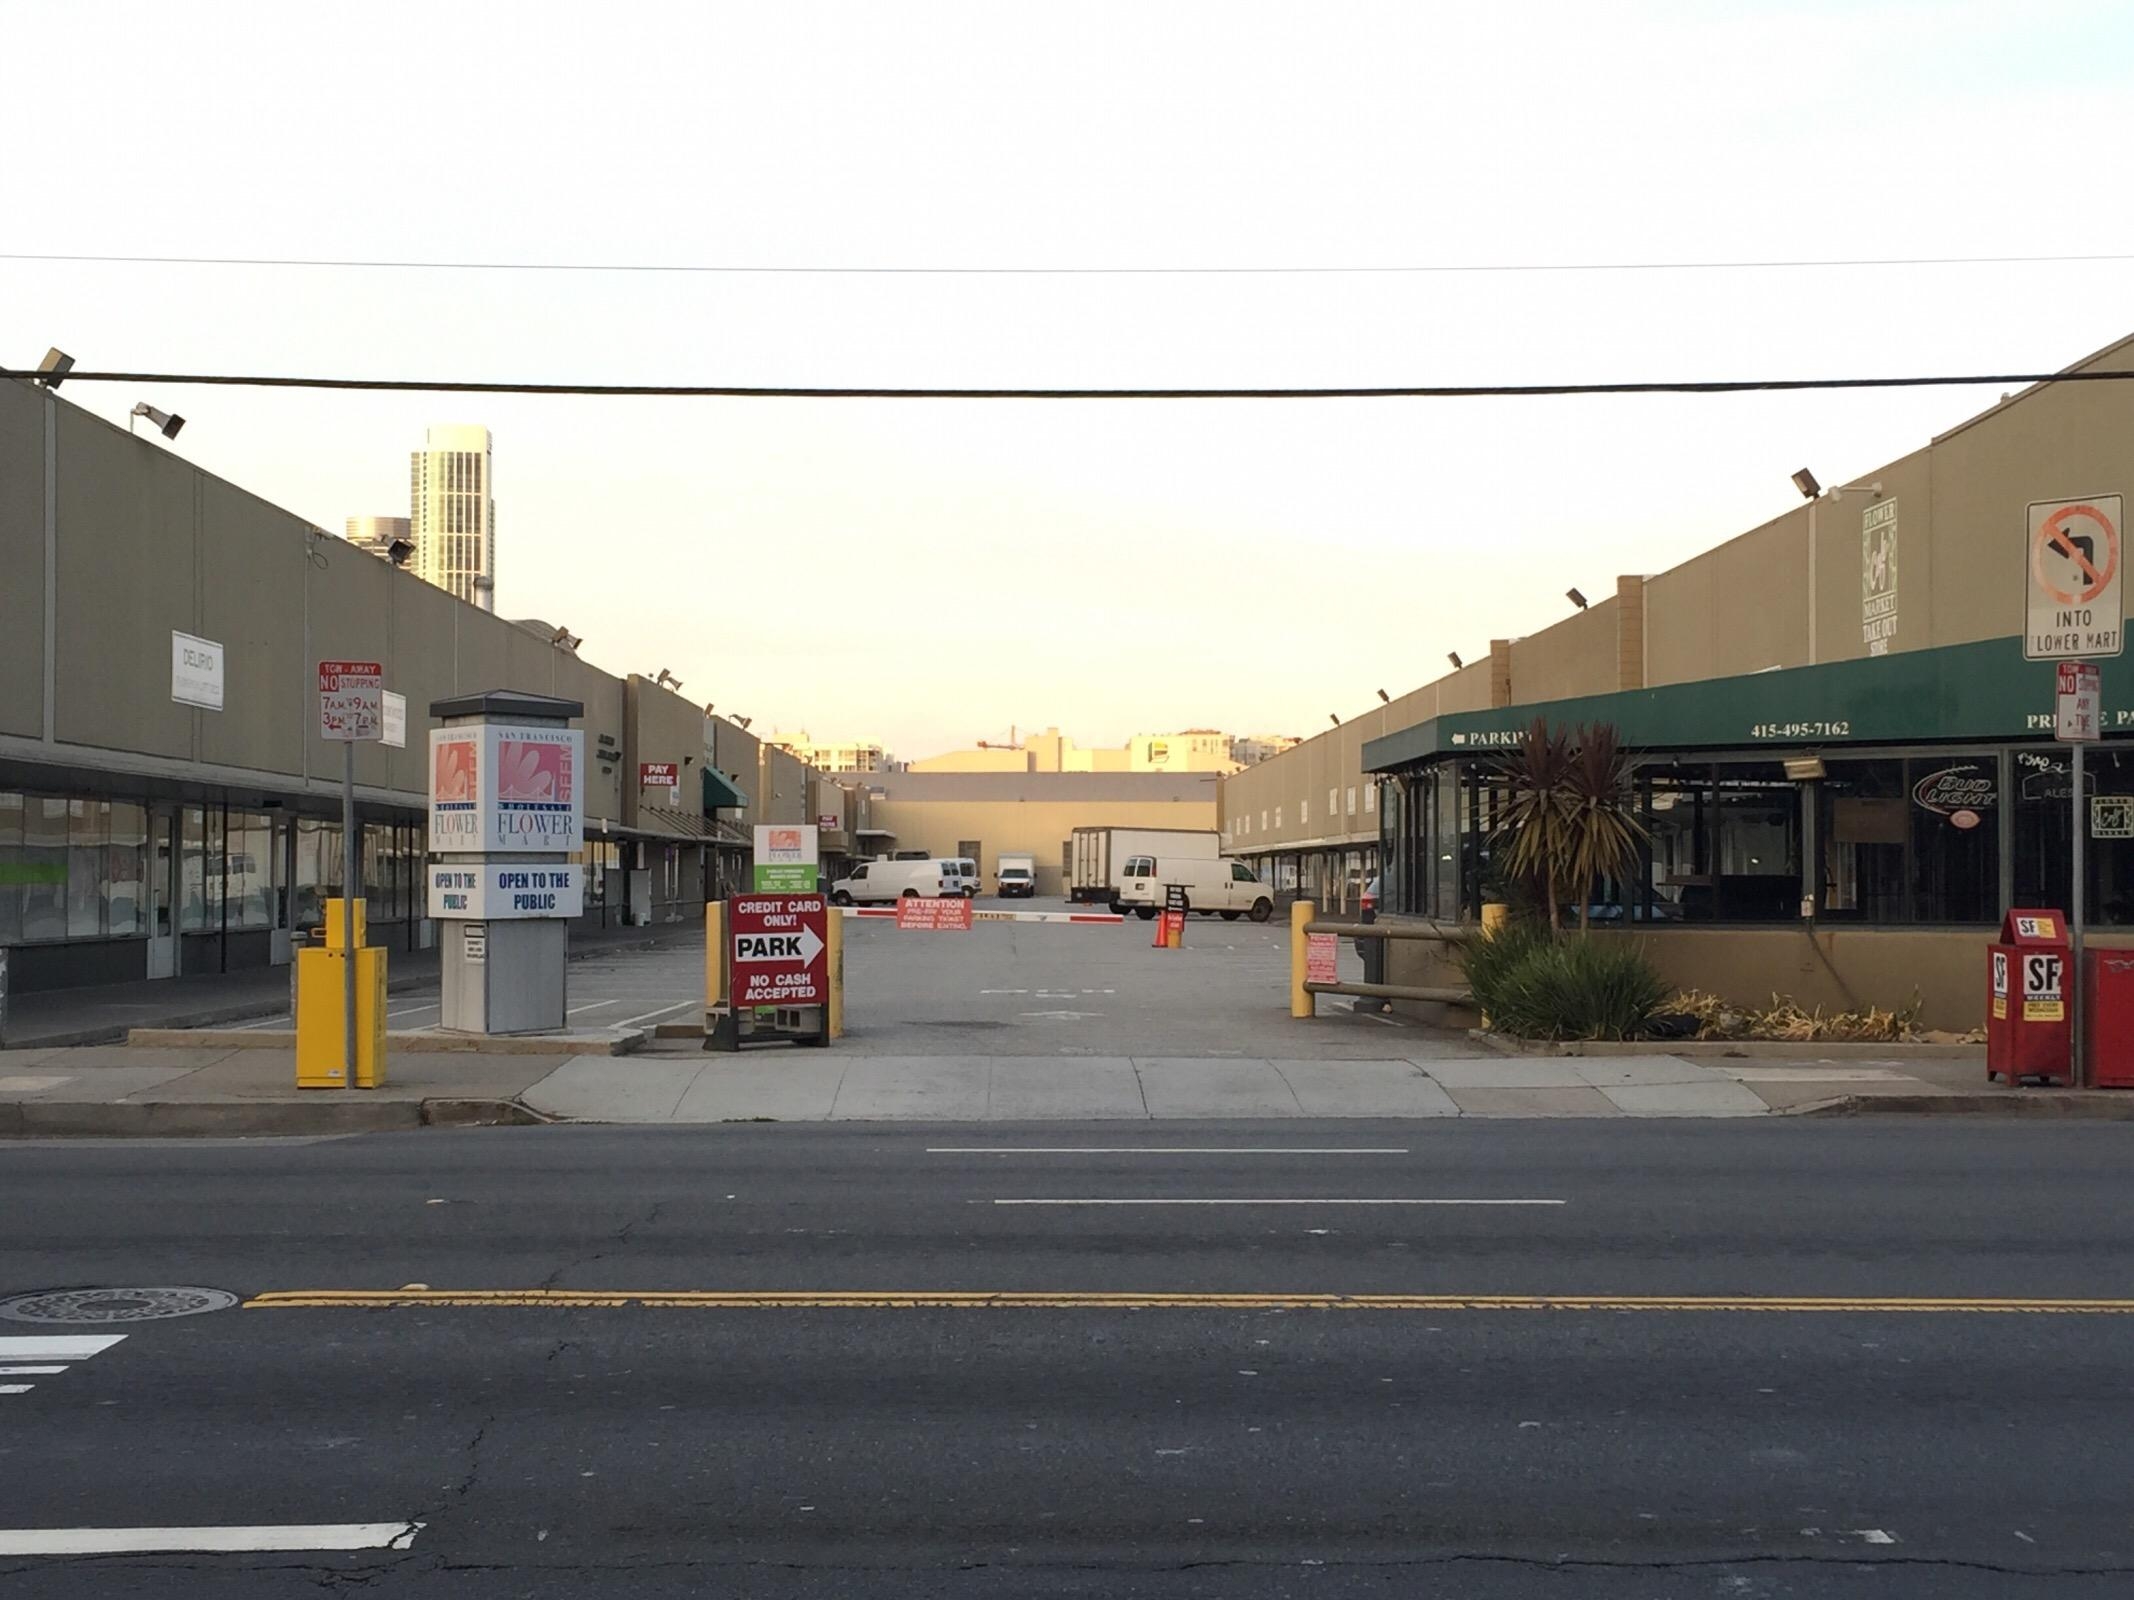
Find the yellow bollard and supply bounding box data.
[296,899,385,1089]
[705,900,726,1019]
[825,903,844,1040]
[1289,899,1314,1019]
[1481,902,1510,938]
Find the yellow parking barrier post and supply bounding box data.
[1290,899,1314,1019]
[296,898,385,1089]
[826,903,844,1040]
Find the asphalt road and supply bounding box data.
[4,1119,2134,1596]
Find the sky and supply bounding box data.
[5,0,2134,760]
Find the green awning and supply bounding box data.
[1363,635,2123,772]
[703,766,750,811]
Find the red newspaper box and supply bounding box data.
[1987,908,2072,1086]
[2085,949,2134,1089]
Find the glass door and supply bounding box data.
[146,807,178,979]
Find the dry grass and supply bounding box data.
[1666,989,1940,1043]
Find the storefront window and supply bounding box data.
[1641,764,1710,922]
[2087,749,2134,925]
[23,796,68,941]
[1712,764,1801,921]
[1433,764,1459,920]
[1820,760,1907,922]
[2012,748,2075,915]
[294,817,341,930]
[107,802,146,937]
[0,792,22,944]
[227,812,275,931]
[66,800,107,938]
[1907,758,1998,923]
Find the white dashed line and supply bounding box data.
[0,1334,126,1401]
[0,1523,425,1556]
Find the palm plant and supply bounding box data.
[1492,718,1643,932]
[1491,717,1577,929]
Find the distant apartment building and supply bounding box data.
[1129,729,1237,773]
[767,732,893,774]
[410,424,495,611]
[343,515,410,563]
[1229,733,1301,766]
[911,726,1244,775]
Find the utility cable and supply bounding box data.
[7,368,2134,400]
[5,250,2134,276]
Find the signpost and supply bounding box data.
[2056,660,2102,1085]
[319,660,384,1086]
[817,812,840,832]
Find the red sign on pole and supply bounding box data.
[318,660,384,742]
[895,896,974,931]
[729,894,828,1005]
[2056,660,2102,743]
[640,762,679,788]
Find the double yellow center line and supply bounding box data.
[244,1289,2134,1315]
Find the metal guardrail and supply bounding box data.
[1289,902,1473,1016]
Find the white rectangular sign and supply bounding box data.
[428,724,586,854]
[428,861,585,919]
[2056,660,2102,743]
[318,660,384,742]
[381,691,407,750]
[2026,495,2123,660]
[171,631,224,710]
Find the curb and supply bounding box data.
[1471,1030,1985,1061]
[0,1095,558,1138]
[123,1027,648,1057]
[1791,1091,2134,1118]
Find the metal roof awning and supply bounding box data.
[703,766,750,811]
[624,806,724,844]
[1363,635,2112,773]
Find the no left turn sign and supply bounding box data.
[2025,495,2124,660]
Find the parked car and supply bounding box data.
[829,859,958,904]
[1115,855,1275,922]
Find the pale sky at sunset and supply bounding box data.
[6,0,2133,759]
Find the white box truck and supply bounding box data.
[1068,827,1219,906]
[996,851,1038,898]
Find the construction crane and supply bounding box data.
[975,723,1020,751]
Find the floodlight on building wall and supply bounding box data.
[387,539,415,567]
[35,347,74,388]
[1566,587,1588,610]
[550,625,581,650]
[129,402,184,439]
[1791,468,1821,499]
[1328,713,1341,728]
[654,669,683,691]
[735,715,752,730]
[1447,651,1463,670]
[1376,689,1390,703]
[1783,756,1827,781]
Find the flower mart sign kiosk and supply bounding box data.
[427,691,587,1035]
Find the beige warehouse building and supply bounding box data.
[1221,331,2134,1029]
[858,772,1219,897]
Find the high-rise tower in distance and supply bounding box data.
[410,424,494,610]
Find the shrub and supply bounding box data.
[1458,924,1669,1041]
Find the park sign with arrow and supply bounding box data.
[729,894,829,1005]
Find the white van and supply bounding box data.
[1115,855,1275,922]
[946,857,980,898]
[829,858,958,905]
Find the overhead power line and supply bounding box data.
[4,249,2134,277]
[5,367,2133,400]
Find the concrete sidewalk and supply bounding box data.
[0,920,705,1050]
[2,1039,2085,1134]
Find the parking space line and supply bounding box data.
[990,1198,1564,1207]
[0,1523,425,1556]
[928,1147,1411,1155]
[567,999,623,1015]
[617,1000,697,1028]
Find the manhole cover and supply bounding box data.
[0,1287,238,1324]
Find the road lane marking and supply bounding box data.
[0,1523,424,1556]
[932,1143,1414,1155]
[245,1289,2134,1314]
[989,1198,1564,1206]
[0,1333,128,1400]
[617,1001,696,1028]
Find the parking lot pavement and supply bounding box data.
[836,897,1445,1059]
